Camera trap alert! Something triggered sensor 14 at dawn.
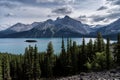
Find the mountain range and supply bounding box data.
[0,16,120,39]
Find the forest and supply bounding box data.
[0,32,120,80]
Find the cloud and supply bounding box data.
[89,15,106,22]
[1,0,75,7]
[1,0,120,27]
[97,6,108,11]
[52,6,73,15]
[0,0,21,9]
[107,12,120,19]
[114,0,120,5]
[86,0,120,25]
[78,15,88,22]
[36,0,75,4]
[4,13,14,17]
[107,0,120,5]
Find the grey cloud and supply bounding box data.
[78,15,88,22]
[106,0,120,5]
[1,0,75,6]
[79,15,87,18]
[4,13,14,17]
[89,15,106,22]
[89,11,120,23]
[0,1,19,9]
[97,6,108,11]
[113,0,120,5]
[52,7,73,15]
[107,12,120,19]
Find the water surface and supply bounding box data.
[0,38,115,54]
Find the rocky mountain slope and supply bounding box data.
[0,16,120,38]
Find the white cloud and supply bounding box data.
[1,0,120,28]
[76,0,120,25]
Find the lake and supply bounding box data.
[0,38,116,54]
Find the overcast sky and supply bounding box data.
[0,0,120,29]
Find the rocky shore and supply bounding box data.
[56,69,120,80]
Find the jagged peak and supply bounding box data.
[56,17,60,20]
[46,19,53,23]
[64,15,71,19]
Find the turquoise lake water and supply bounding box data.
[0,38,115,54]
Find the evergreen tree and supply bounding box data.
[79,37,87,71]
[23,46,34,80]
[66,38,71,66]
[93,40,98,53]
[59,37,67,76]
[66,38,72,75]
[71,41,78,74]
[61,37,66,60]
[115,33,120,65]
[106,38,110,70]
[45,41,54,77]
[2,54,11,80]
[0,55,3,80]
[97,32,105,52]
[10,58,17,80]
[87,39,94,60]
[33,45,41,80]
[67,38,70,54]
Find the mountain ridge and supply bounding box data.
[0,16,120,39]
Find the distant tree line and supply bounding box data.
[0,32,120,80]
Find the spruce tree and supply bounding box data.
[2,54,11,80]
[66,38,72,75]
[71,41,78,74]
[79,37,87,71]
[106,38,110,70]
[33,45,41,80]
[61,37,66,60]
[97,32,105,52]
[23,46,34,80]
[45,41,54,77]
[0,55,3,80]
[115,33,120,65]
[59,37,67,76]
[97,32,102,52]
[93,40,98,53]
[87,39,94,60]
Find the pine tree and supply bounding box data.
[2,54,11,80]
[61,37,66,60]
[59,37,67,76]
[33,45,41,80]
[97,32,104,52]
[45,41,54,77]
[67,38,70,54]
[93,40,98,53]
[115,33,120,65]
[106,38,110,70]
[71,41,78,74]
[0,55,3,80]
[87,39,94,60]
[79,37,87,71]
[23,46,34,80]
[66,38,72,75]
[82,37,86,55]
[10,58,17,80]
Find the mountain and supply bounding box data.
[2,16,92,38]
[1,16,120,38]
[0,22,41,35]
[96,18,120,35]
[89,18,120,39]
